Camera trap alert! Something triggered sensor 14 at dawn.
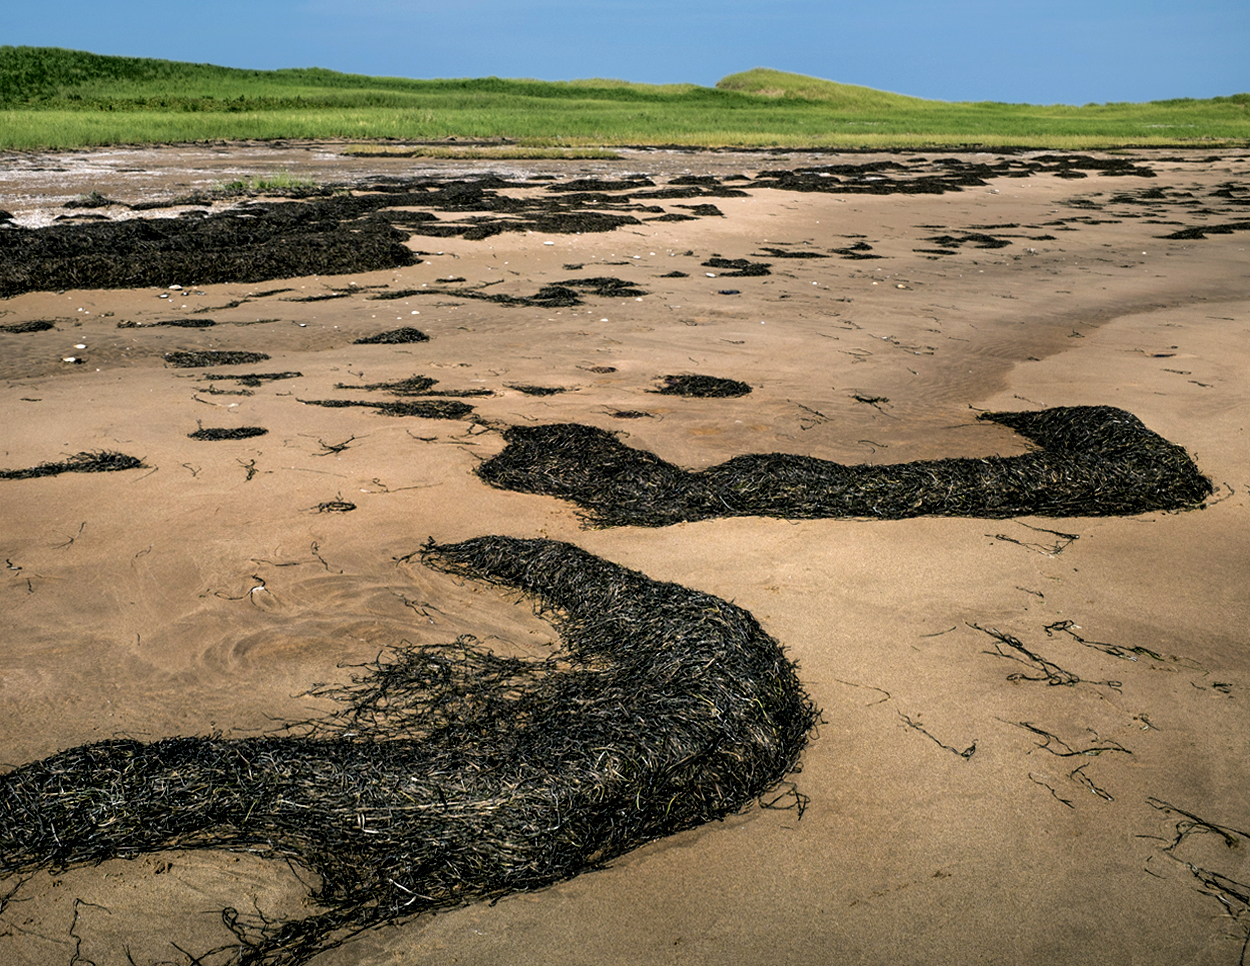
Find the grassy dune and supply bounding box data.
[1,48,1247,150]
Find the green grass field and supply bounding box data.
[2,47,1247,151]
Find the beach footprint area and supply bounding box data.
[1,145,1248,965]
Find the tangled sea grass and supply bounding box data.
[187,427,270,441]
[651,374,753,398]
[165,350,271,368]
[475,406,1213,527]
[298,397,475,419]
[0,537,817,965]
[0,450,145,480]
[0,199,419,297]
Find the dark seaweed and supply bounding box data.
[353,327,429,344]
[0,451,145,480]
[702,257,771,277]
[188,427,269,441]
[299,398,474,419]
[0,537,816,966]
[0,197,420,298]
[374,276,646,309]
[651,374,752,398]
[333,375,492,398]
[754,248,829,259]
[924,233,1012,250]
[0,159,1161,297]
[203,371,303,387]
[508,384,568,396]
[476,406,1212,528]
[0,319,56,333]
[165,350,271,368]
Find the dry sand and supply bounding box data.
[1,144,1248,965]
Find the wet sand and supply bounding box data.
[2,145,1249,965]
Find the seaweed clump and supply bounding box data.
[203,371,303,387]
[165,350,270,368]
[0,319,57,333]
[652,374,752,398]
[299,398,474,419]
[476,406,1212,527]
[188,427,269,441]
[334,374,492,398]
[702,257,771,277]
[373,276,646,309]
[0,451,145,480]
[0,198,419,298]
[353,327,429,344]
[509,384,568,396]
[0,536,816,966]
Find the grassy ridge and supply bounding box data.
[1,48,1247,150]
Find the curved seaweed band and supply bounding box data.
[476,405,1213,528]
[0,537,817,966]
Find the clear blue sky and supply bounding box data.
[7,0,1248,104]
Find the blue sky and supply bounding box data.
[7,0,1248,104]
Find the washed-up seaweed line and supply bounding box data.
[476,406,1212,528]
[0,537,817,966]
[0,450,144,480]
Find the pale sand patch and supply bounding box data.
[1,147,1247,965]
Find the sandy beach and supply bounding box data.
[2,143,1248,965]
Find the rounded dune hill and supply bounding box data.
[715,67,934,107]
